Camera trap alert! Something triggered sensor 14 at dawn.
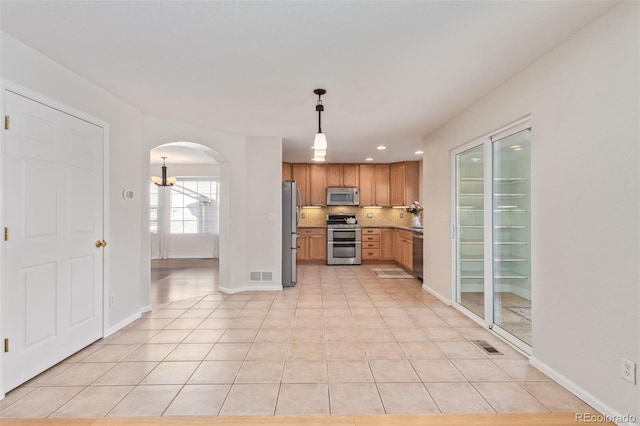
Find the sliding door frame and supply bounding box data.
[451,116,532,355]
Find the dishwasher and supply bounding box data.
[412,233,423,280]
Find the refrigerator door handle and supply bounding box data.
[296,189,302,226]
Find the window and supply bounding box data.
[149,182,159,233]
[149,178,219,235]
[169,178,219,234]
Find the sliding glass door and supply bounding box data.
[492,129,531,346]
[454,145,486,319]
[453,120,532,351]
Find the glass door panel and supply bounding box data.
[455,145,485,319]
[492,129,531,345]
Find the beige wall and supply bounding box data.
[421,2,638,419]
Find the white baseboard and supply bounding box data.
[140,304,152,314]
[218,284,283,294]
[248,284,283,292]
[530,357,637,426]
[422,283,452,306]
[106,311,141,337]
[217,286,240,294]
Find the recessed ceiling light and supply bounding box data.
[471,157,481,162]
[377,145,386,150]
[365,157,374,161]
[415,150,424,155]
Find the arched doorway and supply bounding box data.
[148,142,225,306]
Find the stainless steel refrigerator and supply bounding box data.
[282,180,300,287]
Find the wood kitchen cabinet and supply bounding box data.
[375,164,390,206]
[327,164,359,187]
[291,164,309,205]
[297,228,326,261]
[309,164,326,206]
[342,164,359,187]
[359,164,390,207]
[361,228,381,260]
[390,161,420,206]
[292,164,325,206]
[282,163,292,181]
[397,229,414,271]
[380,228,395,260]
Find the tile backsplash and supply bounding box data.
[299,206,415,227]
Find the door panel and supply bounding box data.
[492,129,531,346]
[24,159,58,237]
[3,90,104,391]
[70,256,95,326]
[454,144,485,319]
[24,263,57,346]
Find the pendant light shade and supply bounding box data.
[312,89,327,160]
[151,156,177,186]
[313,132,327,150]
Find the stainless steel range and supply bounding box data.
[326,214,362,265]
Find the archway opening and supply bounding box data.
[148,142,224,306]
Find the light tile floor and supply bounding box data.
[0,264,593,418]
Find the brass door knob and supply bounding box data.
[95,240,107,248]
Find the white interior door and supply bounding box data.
[2,90,104,391]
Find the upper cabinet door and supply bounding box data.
[360,164,389,206]
[359,164,375,206]
[374,164,390,207]
[342,164,359,187]
[390,162,420,206]
[309,164,327,206]
[326,164,342,187]
[291,164,310,206]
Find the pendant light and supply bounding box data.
[151,156,177,186]
[312,88,327,161]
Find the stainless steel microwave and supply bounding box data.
[327,187,359,206]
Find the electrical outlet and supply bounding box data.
[367,213,373,218]
[110,294,116,306]
[301,212,305,219]
[400,212,404,218]
[622,358,636,384]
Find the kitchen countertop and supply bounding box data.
[298,225,423,234]
[364,225,423,233]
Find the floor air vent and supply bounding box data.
[471,340,503,355]
[249,271,273,282]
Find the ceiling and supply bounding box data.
[150,144,219,165]
[1,1,614,164]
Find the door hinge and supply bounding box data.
[3,227,8,241]
[4,116,9,130]
[4,338,8,353]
